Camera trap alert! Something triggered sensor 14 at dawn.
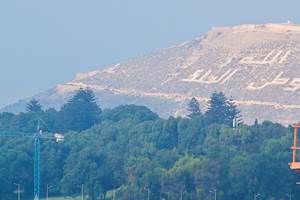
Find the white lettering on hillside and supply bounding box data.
[181,69,239,84]
[239,50,292,65]
[179,49,296,91]
[247,72,300,92]
[247,72,289,90]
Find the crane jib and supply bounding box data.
[0,131,35,137]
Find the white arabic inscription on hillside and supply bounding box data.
[180,49,299,92]
[239,50,292,65]
[181,69,239,84]
[247,72,300,92]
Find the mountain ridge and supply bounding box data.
[3,22,300,124]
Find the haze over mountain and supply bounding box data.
[3,23,300,124]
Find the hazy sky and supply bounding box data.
[1,0,300,107]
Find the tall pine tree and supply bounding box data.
[205,92,240,126]
[26,99,43,113]
[187,97,202,117]
[59,88,101,132]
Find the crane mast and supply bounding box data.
[34,131,41,200]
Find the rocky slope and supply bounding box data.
[3,23,300,124]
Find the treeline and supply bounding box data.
[0,89,101,133]
[0,90,240,133]
[0,89,298,200]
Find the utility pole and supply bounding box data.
[81,184,84,200]
[286,193,292,200]
[214,189,217,200]
[46,184,53,200]
[46,184,49,200]
[210,189,217,200]
[14,183,21,200]
[179,190,186,200]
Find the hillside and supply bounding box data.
[3,23,300,124]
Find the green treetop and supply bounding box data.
[205,92,240,126]
[59,88,101,132]
[187,97,202,117]
[26,99,43,113]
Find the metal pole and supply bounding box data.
[210,189,217,200]
[147,188,150,200]
[214,189,217,200]
[18,184,21,200]
[14,183,21,200]
[287,193,292,200]
[81,184,84,200]
[15,183,21,200]
[46,184,49,200]
[180,190,185,200]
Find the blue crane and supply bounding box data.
[0,127,64,200]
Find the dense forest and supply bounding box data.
[0,89,299,200]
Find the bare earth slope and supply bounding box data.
[4,23,300,124]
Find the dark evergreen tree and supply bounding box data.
[254,118,259,126]
[187,97,202,117]
[205,92,240,126]
[59,88,101,132]
[26,99,42,113]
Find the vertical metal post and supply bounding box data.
[287,192,292,200]
[180,190,185,200]
[18,184,21,200]
[15,183,21,200]
[81,184,84,200]
[209,189,217,200]
[34,132,41,200]
[46,184,49,200]
[293,126,298,163]
[14,183,21,200]
[214,189,217,200]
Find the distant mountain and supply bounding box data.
[3,23,300,124]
